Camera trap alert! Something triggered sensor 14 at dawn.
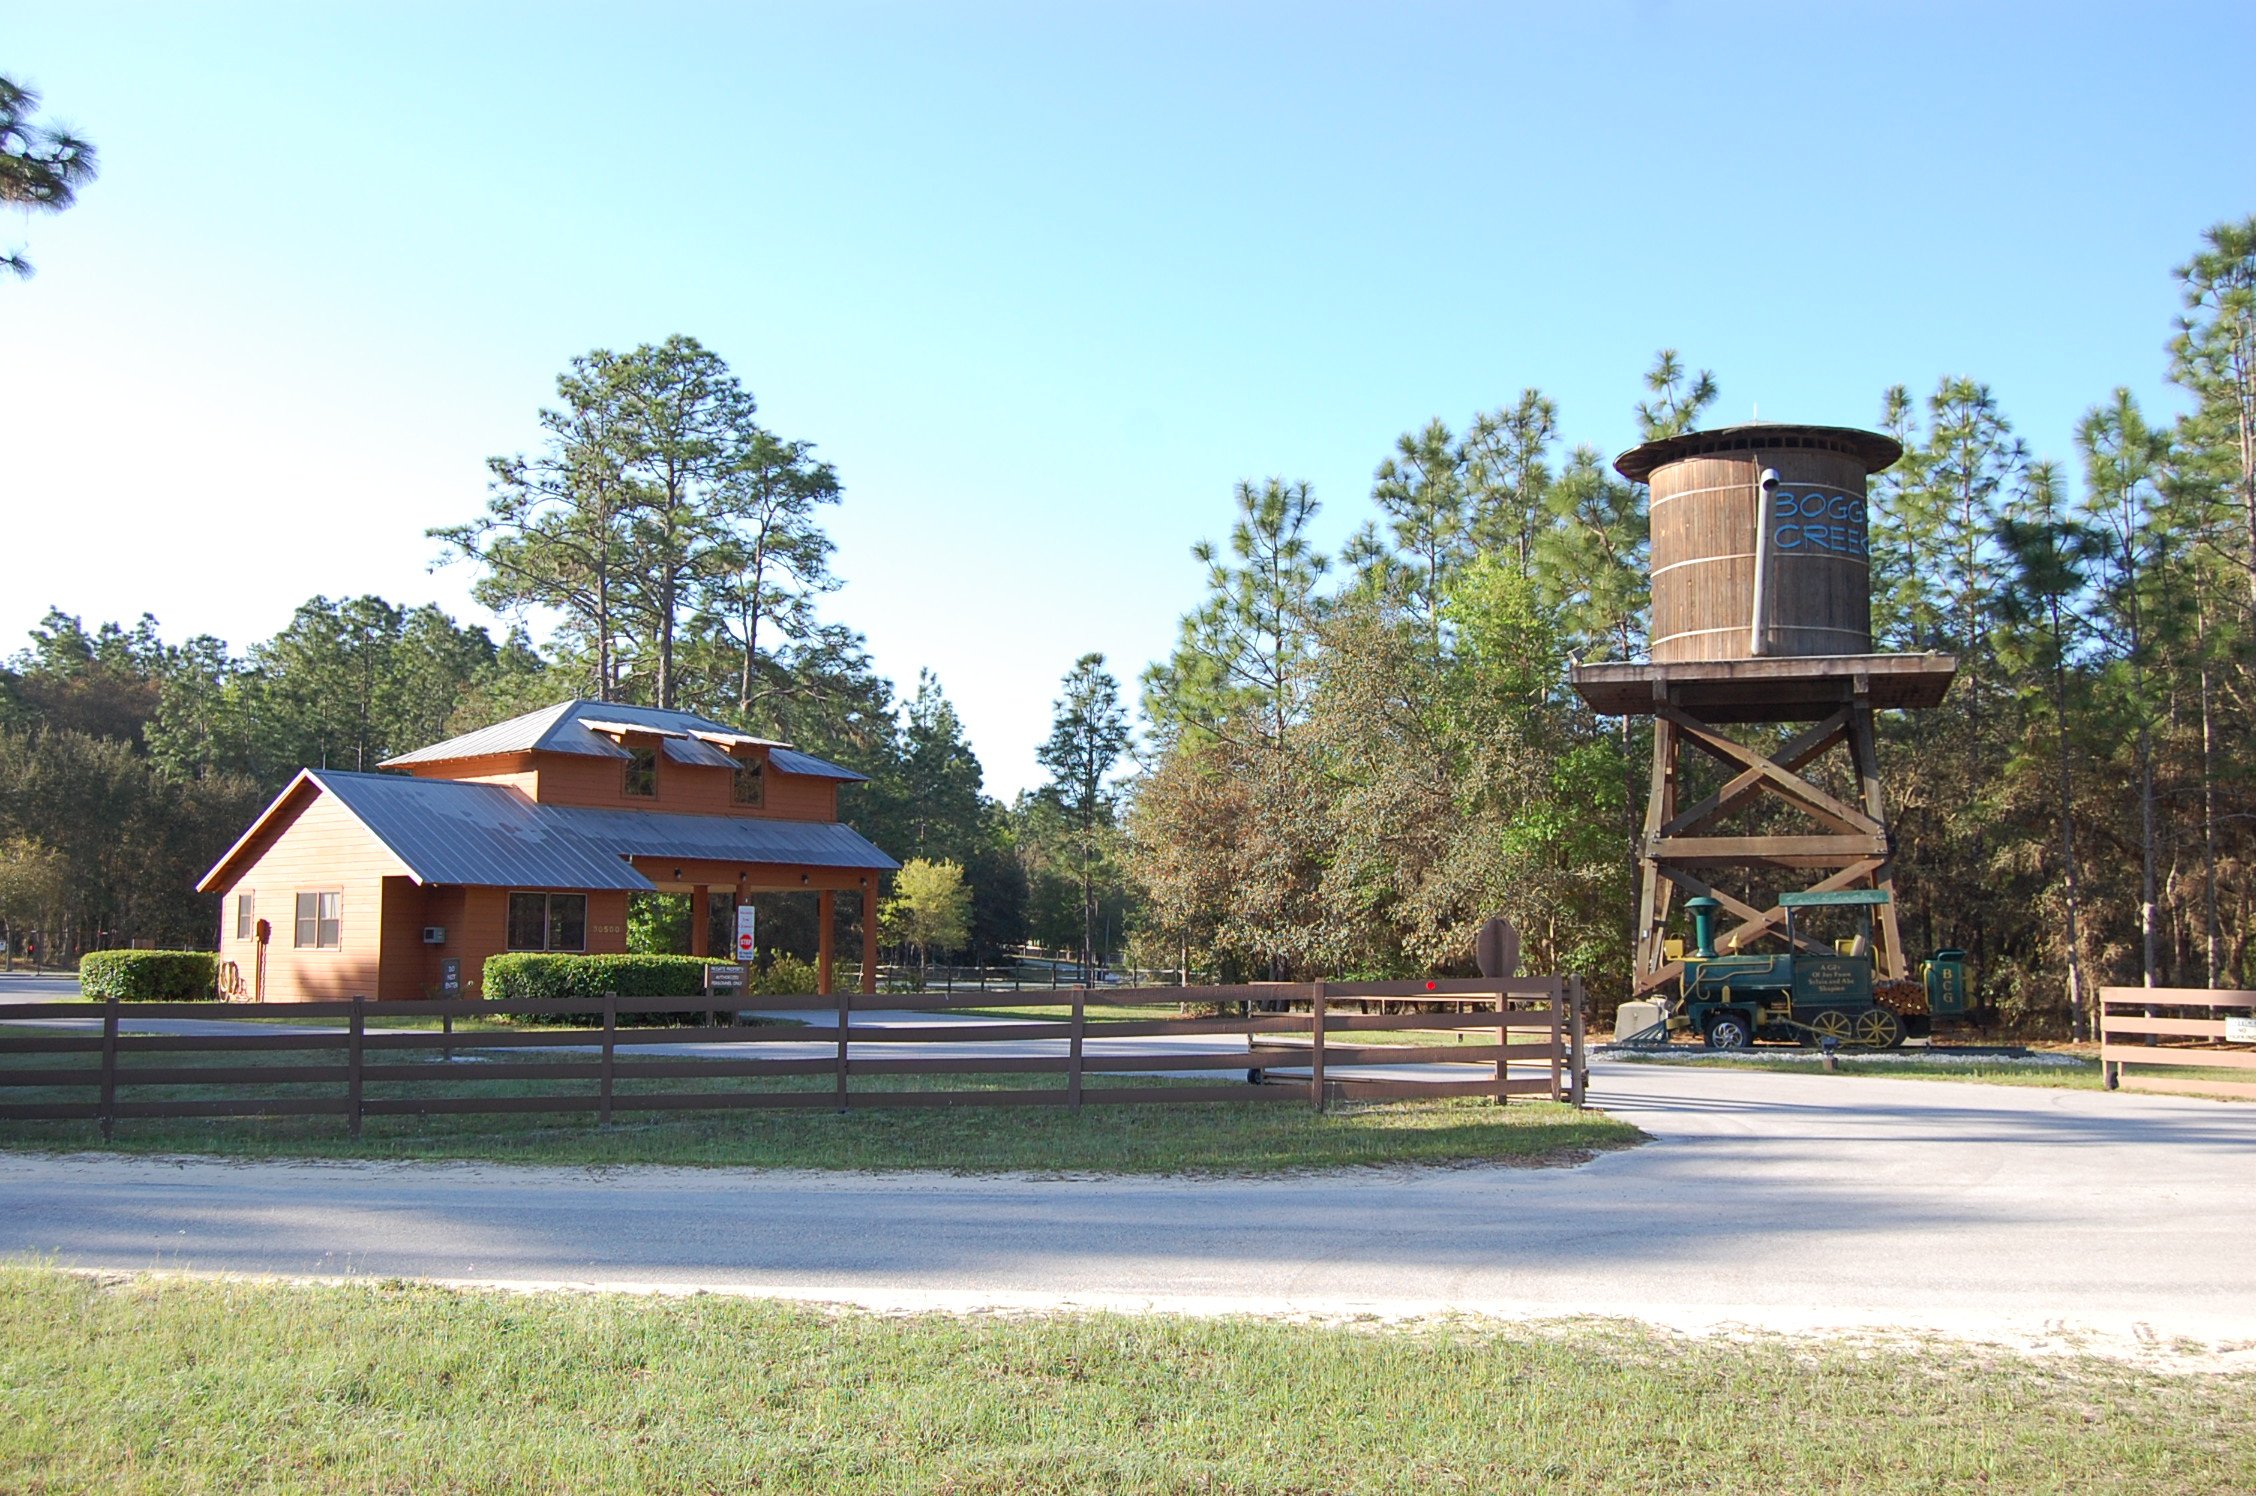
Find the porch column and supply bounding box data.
[689,885,710,958]
[817,889,835,996]
[860,881,878,995]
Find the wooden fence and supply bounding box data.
[2099,986,2256,1100]
[0,976,1586,1139]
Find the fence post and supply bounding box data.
[1494,987,1509,1106]
[98,996,119,1142]
[442,1006,454,1063]
[1069,985,1085,1111]
[599,992,616,1126]
[1568,974,1587,1107]
[1548,975,1564,1102]
[1309,981,1327,1111]
[347,996,365,1141]
[835,979,850,1113]
[2101,998,2119,1089]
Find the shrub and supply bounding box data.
[481,953,733,1026]
[79,949,218,1001]
[754,952,822,997]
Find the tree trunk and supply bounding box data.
[596,566,614,703]
[2201,648,2222,987]
[2049,623,2091,1039]
[2139,721,2158,988]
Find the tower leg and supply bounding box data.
[1847,704,1908,980]
[1632,715,1678,988]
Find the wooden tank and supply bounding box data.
[1617,424,1902,664]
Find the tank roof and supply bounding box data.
[1614,423,1903,484]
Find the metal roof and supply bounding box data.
[197,770,660,892]
[766,746,868,782]
[379,700,867,781]
[201,769,901,892]
[311,771,657,890]
[544,806,900,871]
[661,735,740,769]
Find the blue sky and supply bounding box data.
[6,3,2251,797]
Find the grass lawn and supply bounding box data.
[1610,1050,2110,1089]
[4,1268,2248,1495]
[1607,1049,2255,1097]
[0,1038,1634,1173]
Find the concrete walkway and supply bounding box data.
[4,1059,2250,1366]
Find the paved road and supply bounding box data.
[5,1060,2251,1363]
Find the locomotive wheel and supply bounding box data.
[1703,1012,1753,1051]
[1805,1009,1855,1046]
[1854,1007,1905,1049]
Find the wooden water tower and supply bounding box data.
[1569,424,1957,996]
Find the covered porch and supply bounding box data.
[631,858,881,995]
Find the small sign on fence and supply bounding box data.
[2226,1015,2256,1044]
[707,962,745,993]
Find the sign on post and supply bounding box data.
[735,904,757,960]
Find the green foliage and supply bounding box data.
[486,947,822,1006]
[481,953,729,1024]
[626,892,692,955]
[143,595,507,783]
[1037,654,1132,965]
[753,952,821,996]
[0,76,98,279]
[78,949,217,1001]
[882,858,971,971]
[432,335,841,713]
[1142,479,1327,751]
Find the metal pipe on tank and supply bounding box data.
[1748,467,1780,656]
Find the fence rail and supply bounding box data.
[0,977,1587,1137]
[2098,986,2256,1100]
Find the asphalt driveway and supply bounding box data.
[4,1059,2249,1364]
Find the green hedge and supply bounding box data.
[482,952,830,1025]
[79,950,219,1001]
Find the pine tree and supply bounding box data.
[1461,390,1559,576]
[2076,390,2174,986]
[2171,216,2256,623]
[0,76,97,279]
[1037,655,1130,971]
[1142,479,1327,749]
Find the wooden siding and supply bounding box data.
[208,790,642,1004]
[403,749,839,822]
[408,885,631,1001]
[1651,448,1872,663]
[210,789,408,1003]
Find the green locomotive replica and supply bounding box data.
[1654,889,1971,1049]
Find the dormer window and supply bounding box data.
[731,754,764,807]
[623,743,658,798]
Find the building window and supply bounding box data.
[731,755,764,807]
[508,892,588,952]
[623,744,658,798]
[235,893,255,940]
[293,891,341,949]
